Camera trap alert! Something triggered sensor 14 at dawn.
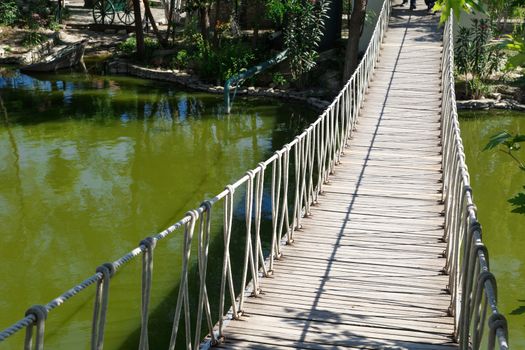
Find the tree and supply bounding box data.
[133,0,145,60]
[343,0,367,82]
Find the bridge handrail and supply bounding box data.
[441,10,509,350]
[0,0,401,348]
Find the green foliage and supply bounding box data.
[172,49,189,69]
[282,0,330,80]
[484,131,525,154]
[118,37,161,61]
[455,19,504,98]
[0,0,19,26]
[508,189,525,214]
[21,31,47,47]
[118,37,137,55]
[503,34,525,69]
[266,0,288,25]
[193,36,256,83]
[485,131,525,214]
[435,0,484,23]
[272,72,287,86]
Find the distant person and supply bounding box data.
[401,0,436,12]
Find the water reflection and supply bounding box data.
[0,70,316,349]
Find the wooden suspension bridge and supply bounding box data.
[217,6,454,350]
[0,1,510,349]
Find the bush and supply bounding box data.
[455,19,505,99]
[0,0,19,26]
[191,35,256,84]
[118,37,160,60]
[21,31,47,47]
[172,49,189,69]
[118,37,137,55]
[272,72,287,87]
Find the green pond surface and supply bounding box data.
[0,69,316,349]
[460,110,525,348]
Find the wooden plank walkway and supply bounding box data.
[218,6,458,350]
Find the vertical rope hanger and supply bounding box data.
[168,210,198,350]
[139,236,157,350]
[91,263,114,350]
[24,305,47,350]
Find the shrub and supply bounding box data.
[21,31,47,47]
[454,19,505,99]
[118,37,137,55]
[172,49,189,69]
[272,72,287,87]
[0,0,19,26]
[191,36,256,84]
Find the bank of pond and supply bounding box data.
[0,69,523,348]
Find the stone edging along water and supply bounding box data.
[107,59,331,111]
[457,98,525,111]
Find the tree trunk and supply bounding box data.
[133,0,145,60]
[164,0,176,42]
[143,0,167,46]
[199,5,211,42]
[343,0,367,82]
[213,0,222,47]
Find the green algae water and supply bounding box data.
[460,110,525,348]
[0,69,316,349]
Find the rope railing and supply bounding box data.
[441,10,510,350]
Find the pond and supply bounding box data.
[0,69,317,349]
[459,110,525,348]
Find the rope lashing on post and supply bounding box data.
[139,236,157,350]
[91,263,114,350]
[168,210,198,350]
[24,305,47,350]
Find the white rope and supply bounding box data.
[91,264,113,350]
[23,306,47,350]
[168,210,198,350]
[254,163,269,278]
[193,201,216,349]
[270,151,283,271]
[139,237,156,350]
[218,186,237,338]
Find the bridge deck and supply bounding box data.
[218,7,458,350]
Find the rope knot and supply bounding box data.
[477,271,497,299]
[140,236,157,251]
[463,185,472,194]
[186,209,199,223]
[474,242,489,266]
[96,262,115,278]
[468,220,482,235]
[25,305,48,322]
[201,199,213,212]
[488,313,508,334]
[225,184,235,195]
[257,162,266,171]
